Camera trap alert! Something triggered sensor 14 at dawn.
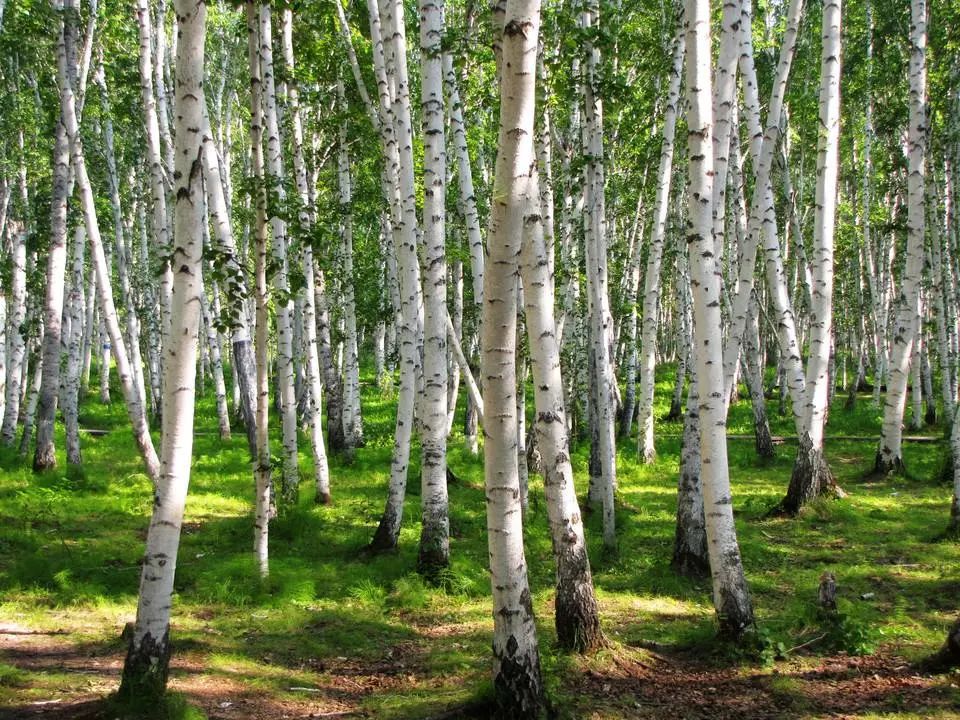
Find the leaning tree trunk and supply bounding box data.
[683,0,754,639]
[780,0,841,514]
[200,105,257,457]
[118,0,205,699]
[369,0,425,552]
[416,0,450,579]
[876,0,926,475]
[519,166,603,651]
[58,0,162,486]
[481,0,545,714]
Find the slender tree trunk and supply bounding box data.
[684,0,754,638]
[482,0,545,711]
[581,0,616,549]
[369,0,425,552]
[1,227,26,446]
[780,0,841,514]
[416,0,450,578]
[200,105,257,456]
[520,157,603,652]
[637,6,684,462]
[336,93,364,454]
[281,11,331,502]
[62,226,86,466]
[876,0,926,474]
[118,0,205,698]
[258,3,299,503]
[135,0,172,354]
[34,0,75,472]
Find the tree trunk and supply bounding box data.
[416,0,450,579]
[1,227,26,446]
[684,0,754,638]
[33,2,75,471]
[258,3,299,504]
[482,0,545,712]
[636,7,684,462]
[876,0,926,474]
[780,0,841,514]
[118,0,205,699]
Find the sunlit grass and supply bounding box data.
[0,360,957,717]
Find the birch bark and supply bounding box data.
[118,0,205,697]
[876,0,927,474]
[684,0,754,638]
[482,0,545,710]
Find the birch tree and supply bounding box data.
[876,0,927,475]
[118,0,206,697]
[32,0,73,472]
[482,0,545,711]
[683,0,754,638]
[779,0,841,513]
[636,5,684,462]
[416,0,450,577]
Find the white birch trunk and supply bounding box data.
[876,0,926,474]
[336,101,364,453]
[200,105,257,456]
[33,1,74,471]
[281,10,331,501]
[684,0,754,637]
[443,53,484,305]
[636,7,684,462]
[63,226,86,466]
[135,0,172,351]
[118,0,205,697]
[246,0,271,576]
[258,3,299,502]
[482,0,544,709]
[369,0,425,552]
[416,0,449,577]
[1,227,26,446]
[581,0,616,549]
[781,0,841,513]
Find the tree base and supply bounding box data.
[417,533,450,583]
[754,422,775,461]
[555,547,604,653]
[33,446,57,473]
[314,490,332,505]
[117,629,171,704]
[665,398,683,422]
[671,543,710,579]
[778,436,837,516]
[919,620,960,671]
[873,450,904,477]
[493,639,545,720]
[716,585,755,642]
[369,511,401,553]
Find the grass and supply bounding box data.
[0,360,958,718]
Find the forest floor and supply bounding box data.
[1,365,959,719]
